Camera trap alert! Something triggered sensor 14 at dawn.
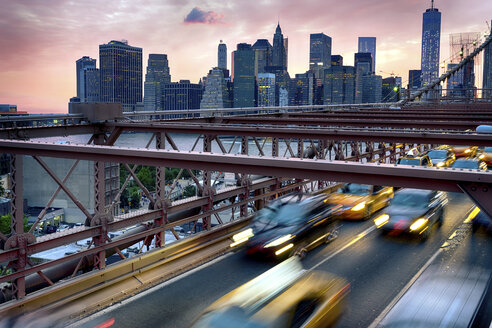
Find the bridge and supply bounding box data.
[0,35,492,328]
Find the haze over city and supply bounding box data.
[1,0,491,114]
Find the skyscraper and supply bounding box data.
[218,41,227,70]
[420,1,441,86]
[99,40,143,109]
[354,52,373,103]
[358,37,376,73]
[252,39,273,76]
[408,69,422,90]
[201,67,231,109]
[362,75,382,103]
[163,80,203,111]
[310,33,332,79]
[484,22,492,98]
[323,66,356,104]
[289,71,315,106]
[84,68,100,102]
[233,43,255,108]
[272,23,287,70]
[331,55,343,67]
[257,73,276,107]
[76,56,97,102]
[143,54,171,111]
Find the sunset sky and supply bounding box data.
[0,0,491,114]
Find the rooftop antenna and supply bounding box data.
[431,0,434,9]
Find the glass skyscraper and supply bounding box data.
[99,40,143,108]
[76,56,96,102]
[233,43,255,108]
[252,39,273,75]
[358,37,376,73]
[218,41,227,70]
[257,73,276,107]
[420,3,441,86]
[310,33,332,79]
[144,54,171,111]
[323,66,356,104]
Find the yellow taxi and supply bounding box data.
[324,184,394,220]
[190,257,349,328]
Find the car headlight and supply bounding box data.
[264,234,293,248]
[351,202,366,212]
[410,218,428,231]
[464,149,471,153]
[374,214,390,228]
[479,154,485,159]
[230,228,254,247]
[436,162,445,167]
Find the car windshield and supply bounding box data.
[391,192,429,209]
[398,158,421,165]
[255,203,307,226]
[452,160,478,169]
[484,147,492,152]
[337,184,371,196]
[427,150,447,159]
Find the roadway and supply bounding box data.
[75,192,491,328]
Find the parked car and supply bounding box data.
[374,188,447,240]
[190,257,350,328]
[230,193,341,260]
[450,158,488,170]
[324,183,394,220]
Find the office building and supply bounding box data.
[362,75,382,103]
[218,41,227,70]
[421,2,441,86]
[252,39,273,75]
[358,37,376,73]
[233,43,256,108]
[289,72,314,106]
[279,85,289,107]
[163,80,203,111]
[310,33,332,79]
[272,23,287,71]
[201,67,231,109]
[143,54,171,111]
[257,73,276,107]
[382,77,399,102]
[99,40,143,110]
[354,52,373,103]
[331,55,343,67]
[323,66,356,104]
[484,21,492,98]
[76,56,97,102]
[408,69,422,90]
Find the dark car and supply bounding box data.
[450,158,488,170]
[230,193,341,260]
[374,188,447,240]
[425,148,456,167]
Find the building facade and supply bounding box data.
[143,54,171,111]
[408,69,422,90]
[484,22,492,98]
[99,40,143,110]
[358,37,376,73]
[421,4,441,86]
[310,33,332,79]
[354,52,373,103]
[362,75,382,103]
[331,55,343,67]
[218,41,227,70]
[252,39,273,76]
[163,80,203,111]
[233,43,256,108]
[257,73,276,107]
[323,66,356,104]
[201,67,231,109]
[289,72,314,106]
[272,23,287,71]
[76,56,97,102]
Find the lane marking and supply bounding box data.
[68,252,233,327]
[309,225,376,271]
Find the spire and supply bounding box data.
[276,21,281,34]
[431,0,434,9]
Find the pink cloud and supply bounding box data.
[183,7,224,25]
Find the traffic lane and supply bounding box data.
[76,193,470,327]
[303,192,473,328]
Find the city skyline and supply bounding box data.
[0,0,491,114]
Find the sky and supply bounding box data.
[0,0,491,114]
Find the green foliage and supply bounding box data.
[0,214,32,235]
[183,185,197,198]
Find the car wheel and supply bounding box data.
[294,247,308,260]
[325,229,338,243]
[420,226,431,241]
[437,210,444,227]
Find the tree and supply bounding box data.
[0,214,32,235]
[183,185,197,198]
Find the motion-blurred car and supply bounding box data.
[374,188,447,240]
[478,146,492,167]
[448,144,478,158]
[425,148,456,167]
[230,193,341,260]
[324,184,394,220]
[450,158,488,170]
[190,257,350,328]
[396,154,433,166]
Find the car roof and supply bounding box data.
[394,188,434,196]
